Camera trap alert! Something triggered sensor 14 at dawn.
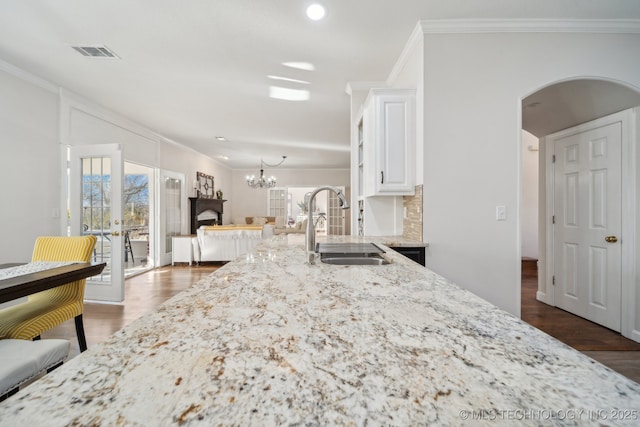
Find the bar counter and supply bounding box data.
[0,235,638,425]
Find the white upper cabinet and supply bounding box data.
[361,88,415,196]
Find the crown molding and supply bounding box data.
[418,19,640,34]
[386,21,425,86]
[0,58,58,93]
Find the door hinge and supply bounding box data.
[552,215,555,224]
[552,154,556,163]
[552,275,555,286]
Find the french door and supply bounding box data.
[268,186,346,235]
[69,144,124,302]
[327,186,346,235]
[158,170,185,266]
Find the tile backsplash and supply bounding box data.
[402,185,423,242]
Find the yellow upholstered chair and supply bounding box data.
[0,236,97,352]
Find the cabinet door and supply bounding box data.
[364,89,415,196]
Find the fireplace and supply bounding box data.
[189,197,226,234]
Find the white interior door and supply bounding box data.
[553,122,622,331]
[70,144,124,302]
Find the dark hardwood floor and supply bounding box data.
[41,260,639,384]
[521,258,640,383]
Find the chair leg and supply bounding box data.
[0,387,18,402]
[75,314,88,352]
[124,231,134,263]
[46,361,64,373]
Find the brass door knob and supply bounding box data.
[605,235,618,243]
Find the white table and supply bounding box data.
[171,235,194,265]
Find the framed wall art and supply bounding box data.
[196,172,215,199]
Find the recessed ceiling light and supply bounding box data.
[306,4,326,21]
[282,61,315,71]
[269,86,310,101]
[267,75,310,85]
[215,136,226,141]
[217,155,229,161]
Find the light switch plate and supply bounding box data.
[496,205,506,221]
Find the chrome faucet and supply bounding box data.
[305,186,350,264]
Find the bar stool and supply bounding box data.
[0,339,70,401]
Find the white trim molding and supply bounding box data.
[418,19,640,34]
[628,107,640,343]
[0,58,58,93]
[386,22,425,85]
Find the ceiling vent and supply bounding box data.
[71,45,119,59]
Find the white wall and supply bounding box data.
[0,67,59,262]
[521,130,539,259]
[0,62,232,265]
[59,89,232,240]
[157,139,232,230]
[420,29,640,316]
[0,58,344,263]
[230,168,350,224]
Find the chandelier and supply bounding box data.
[246,156,286,189]
[246,168,276,188]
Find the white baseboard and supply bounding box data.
[536,290,551,305]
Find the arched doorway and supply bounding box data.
[521,77,640,342]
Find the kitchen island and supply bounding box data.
[1,235,639,425]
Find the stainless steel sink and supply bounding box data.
[316,242,390,265]
[316,242,385,254]
[320,254,390,265]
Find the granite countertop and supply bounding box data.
[375,236,429,248]
[1,235,639,425]
[339,234,427,248]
